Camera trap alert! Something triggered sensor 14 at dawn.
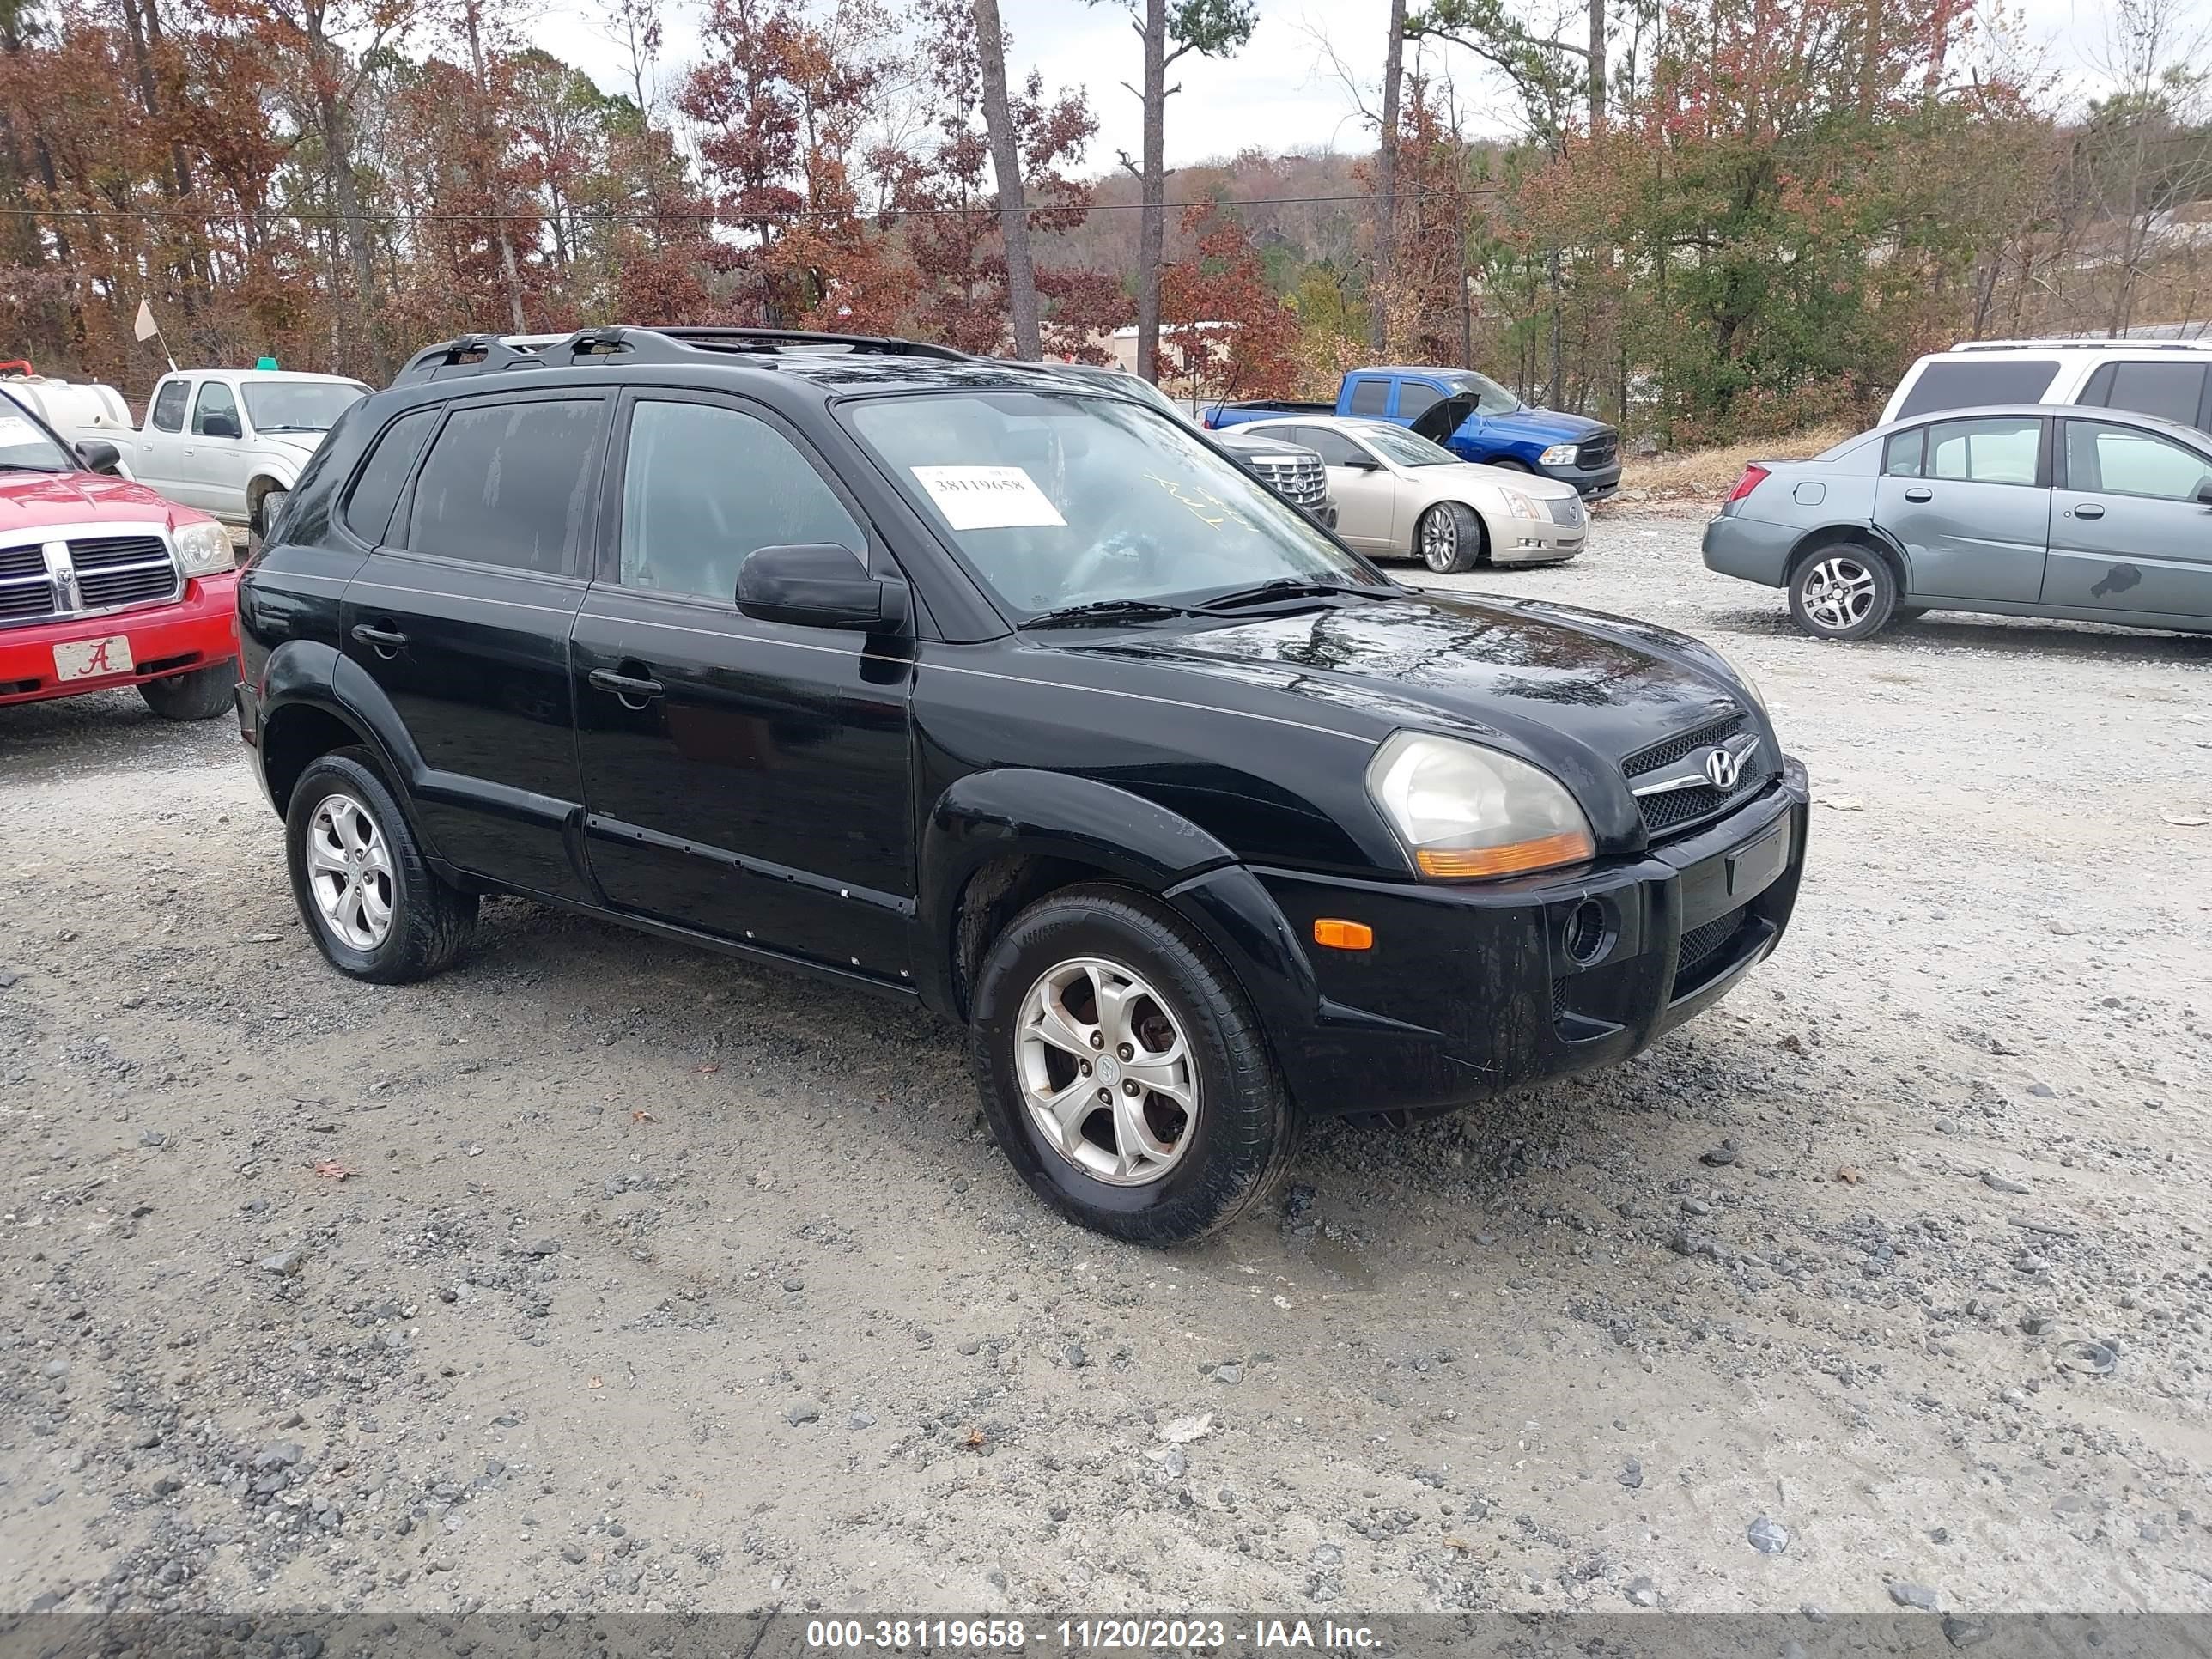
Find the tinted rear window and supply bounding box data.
[1347,378,1390,416]
[404,399,605,574]
[2084,361,2208,428]
[342,408,437,544]
[1895,358,2058,418]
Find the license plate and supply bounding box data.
[53,635,134,682]
[1727,823,1789,899]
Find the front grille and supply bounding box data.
[0,542,45,581]
[1577,433,1619,471]
[1678,906,1747,978]
[1625,712,1770,839]
[0,542,55,624]
[1243,453,1328,509]
[0,526,177,629]
[77,561,179,611]
[70,533,169,570]
[1625,714,1747,780]
[1545,495,1584,526]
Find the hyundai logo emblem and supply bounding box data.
[1703,745,1744,790]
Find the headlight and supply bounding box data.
[1367,732,1596,879]
[173,520,234,577]
[1500,488,1541,520]
[1705,644,1768,716]
[1538,443,1580,467]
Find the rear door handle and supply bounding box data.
[1903,486,1933,502]
[2073,503,2106,520]
[588,667,665,703]
[350,623,408,653]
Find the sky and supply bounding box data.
[527,0,2170,173]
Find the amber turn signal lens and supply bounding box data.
[1414,830,1595,880]
[1312,918,1374,951]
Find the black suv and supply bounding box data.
[234,326,1809,1244]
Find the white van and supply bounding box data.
[1879,338,2212,431]
[127,368,371,536]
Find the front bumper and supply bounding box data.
[0,571,240,706]
[1492,520,1585,564]
[1188,760,1808,1118]
[1540,459,1622,500]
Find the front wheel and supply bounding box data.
[1415,501,1484,574]
[1789,544,1897,640]
[139,659,237,721]
[247,487,288,558]
[969,884,1298,1244]
[285,748,477,984]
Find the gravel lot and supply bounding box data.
[3,509,2209,1620]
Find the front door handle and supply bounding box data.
[1903,486,1933,502]
[588,667,665,706]
[2073,502,2106,520]
[350,622,408,654]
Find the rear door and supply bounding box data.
[569,389,916,977]
[2045,416,2212,620]
[338,392,609,900]
[135,376,192,500]
[1875,415,2051,602]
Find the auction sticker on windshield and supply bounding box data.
[911,465,1066,531]
[53,635,134,681]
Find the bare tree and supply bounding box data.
[1371,0,1406,350]
[973,0,1039,356]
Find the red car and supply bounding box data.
[0,389,239,720]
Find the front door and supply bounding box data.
[570,392,916,979]
[2046,417,2212,619]
[1295,426,1399,554]
[187,380,253,520]
[1875,415,2051,602]
[338,392,610,901]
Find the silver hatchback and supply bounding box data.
[1703,404,2212,640]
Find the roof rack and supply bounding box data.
[1948,337,2212,353]
[390,325,971,386]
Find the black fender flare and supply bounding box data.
[255,641,447,863]
[915,769,1322,1048]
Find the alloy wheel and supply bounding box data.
[1420,509,1458,571]
[1802,556,1876,631]
[1015,956,1198,1186]
[305,793,394,951]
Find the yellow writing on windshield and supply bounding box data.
[1142,470,1258,534]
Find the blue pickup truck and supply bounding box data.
[1205,366,1621,500]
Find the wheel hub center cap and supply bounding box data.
[1095,1054,1121,1087]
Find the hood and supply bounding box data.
[0,469,209,531]
[257,434,325,459]
[1077,590,1747,827]
[1415,459,1580,501]
[1491,404,1612,442]
[1214,428,1316,459]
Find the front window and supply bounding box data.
[0,391,76,471]
[243,380,370,434]
[1355,425,1458,467]
[846,391,1376,617]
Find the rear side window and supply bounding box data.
[2065,420,2212,501]
[341,409,437,545]
[149,380,186,432]
[404,399,605,574]
[1396,383,1441,420]
[1895,358,2058,419]
[1347,377,1389,416]
[1925,416,2041,485]
[2083,361,2208,428]
[617,399,864,604]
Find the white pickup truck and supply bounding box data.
[129,368,370,538]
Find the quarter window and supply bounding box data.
[1882,428,1925,477]
[2064,420,2212,501]
[618,400,864,604]
[1924,416,2041,485]
[149,380,187,433]
[191,380,239,436]
[1347,378,1390,416]
[2083,361,2207,428]
[404,398,605,574]
[341,408,438,545]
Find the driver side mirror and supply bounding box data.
[1342,455,1381,471]
[2197,477,2212,507]
[201,411,240,440]
[74,439,121,476]
[737,544,908,633]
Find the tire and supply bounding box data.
[1788,543,1898,641]
[247,487,287,559]
[284,747,477,984]
[968,883,1300,1245]
[137,659,237,721]
[1415,501,1483,574]
[1486,457,1534,474]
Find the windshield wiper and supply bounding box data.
[1022,598,1201,630]
[252,424,327,434]
[1195,578,1392,611]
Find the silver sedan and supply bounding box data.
[1704,403,2212,640]
[1237,416,1588,573]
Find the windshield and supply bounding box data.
[0,391,76,471]
[1358,425,1459,467]
[242,380,368,434]
[1442,372,1521,415]
[847,391,1377,618]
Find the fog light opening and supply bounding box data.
[1564,900,1607,965]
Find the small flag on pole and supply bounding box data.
[134,297,159,343]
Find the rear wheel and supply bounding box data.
[1415,501,1483,574]
[1789,544,1897,641]
[969,884,1298,1244]
[138,659,236,721]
